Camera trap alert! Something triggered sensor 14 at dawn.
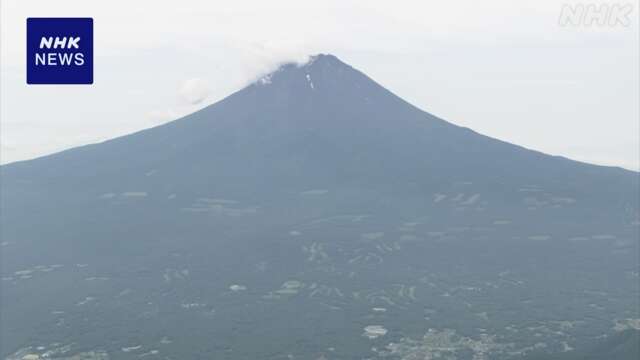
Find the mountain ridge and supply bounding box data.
[2,53,635,176]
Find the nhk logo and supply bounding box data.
[558,3,634,27]
[27,18,93,84]
[36,36,85,66]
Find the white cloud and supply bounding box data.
[146,78,215,125]
[178,78,209,105]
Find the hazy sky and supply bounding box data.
[1,0,638,170]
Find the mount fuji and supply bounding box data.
[1,54,638,360]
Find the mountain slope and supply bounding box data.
[1,54,638,360]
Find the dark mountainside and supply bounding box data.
[1,54,638,359]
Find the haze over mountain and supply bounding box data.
[1,54,638,360]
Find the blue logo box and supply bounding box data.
[27,18,93,84]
